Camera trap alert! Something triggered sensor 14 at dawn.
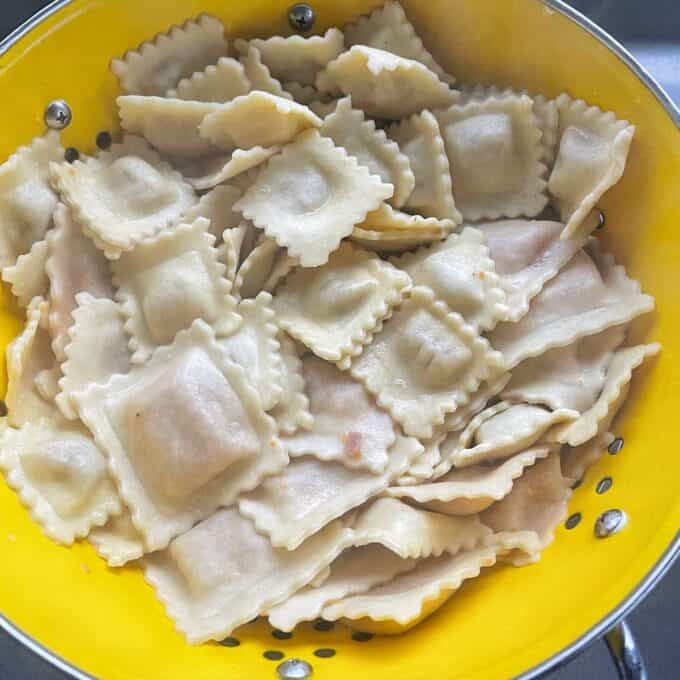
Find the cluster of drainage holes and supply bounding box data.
[262,649,337,661]
[219,622,374,662]
[64,130,114,165]
[565,437,623,529]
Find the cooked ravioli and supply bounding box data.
[0,3,659,647]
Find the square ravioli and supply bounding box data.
[75,321,287,550]
[437,402,575,470]
[55,293,131,421]
[237,44,294,100]
[219,292,284,411]
[0,419,121,544]
[235,28,344,86]
[320,96,415,208]
[351,286,505,438]
[49,135,196,258]
[231,238,296,300]
[46,204,115,362]
[6,297,63,428]
[388,446,552,516]
[239,434,422,550]
[273,241,411,366]
[549,343,660,447]
[475,213,599,323]
[268,544,418,633]
[234,130,394,267]
[388,110,459,220]
[502,326,626,412]
[1,238,50,308]
[166,56,250,102]
[549,94,634,238]
[435,94,547,220]
[481,452,571,565]
[392,227,508,331]
[112,217,241,363]
[343,1,454,85]
[321,545,498,629]
[183,185,243,242]
[179,147,280,192]
[269,332,314,436]
[118,96,222,160]
[488,245,654,369]
[111,14,228,96]
[350,497,491,559]
[199,91,322,152]
[143,509,352,643]
[0,131,63,269]
[88,511,146,567]
[316,46,458,119]
[458,85,559,167]
[283,354,396,473]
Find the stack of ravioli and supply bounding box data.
[0,1,659,644]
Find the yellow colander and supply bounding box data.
[0,1,678,679]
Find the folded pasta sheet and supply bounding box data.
[75,321,287,550]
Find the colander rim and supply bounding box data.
[0,1,678,679]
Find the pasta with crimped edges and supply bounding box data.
[0,0,658,645]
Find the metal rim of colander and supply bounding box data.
[0,1,678,679]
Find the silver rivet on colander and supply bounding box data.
[597,210,606,229]
[277,658,313,679]
[44,99,72,130]
[288,4,315,32]
[595,509,627,538]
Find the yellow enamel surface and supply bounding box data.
[0,1,678,678]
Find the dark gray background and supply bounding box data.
[0,1,678,678]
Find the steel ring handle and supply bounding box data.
[604,620,647,680]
